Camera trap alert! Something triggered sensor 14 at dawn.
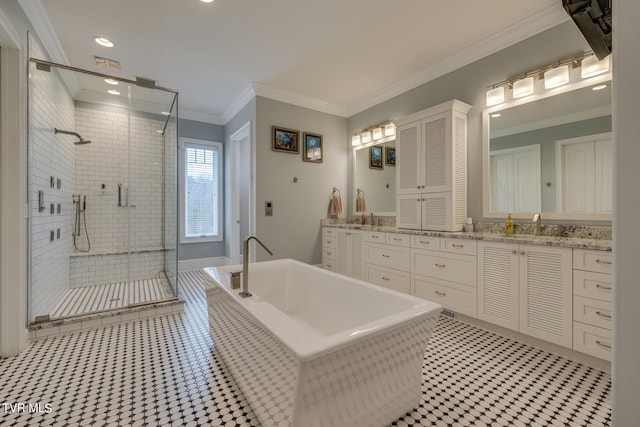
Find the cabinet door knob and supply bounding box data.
[519,250,525,256]
[511,250,517,255]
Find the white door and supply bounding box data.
[230,122,253,264]
[490,145,540,213]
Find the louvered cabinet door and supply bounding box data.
[396,194,422,229]
[519,245,573,348]
[397,120,421,195]
[422,192,451,231]
[478,241,519,331]
[422,113,450,193]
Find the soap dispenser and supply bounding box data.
[505,213,514,235]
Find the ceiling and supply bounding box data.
[24,0,568,124]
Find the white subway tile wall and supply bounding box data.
[29,41,76,319]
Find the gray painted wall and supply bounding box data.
[346,21,596,224]
[254,97,348,264]
[223,98,257,260]
[177,117,226,261]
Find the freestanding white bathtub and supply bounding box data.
[204,259,442,427]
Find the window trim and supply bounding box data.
[179,137,223,244]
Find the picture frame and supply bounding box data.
[369,146,383,170]
[303,132,323,163]
[385,147,396,166]
[272,126,300,153]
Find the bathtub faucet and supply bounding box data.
[240,236,274,298]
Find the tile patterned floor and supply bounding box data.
[50,276,174,319]
[0,270,612,426]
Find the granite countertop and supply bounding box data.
[321,219,612,251]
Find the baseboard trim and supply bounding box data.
[178,257,230,272]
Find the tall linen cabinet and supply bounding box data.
[396,100,471,231]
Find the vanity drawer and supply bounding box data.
[573,322,612,361]
[386,233,411,247]
[322,247,336,261]
[364,243,410,272]
[573,249,612,274]
[573,270,612,302]
[365,231,385,243]
[365,264,411,294]
[323,227,337,238]
[574,296,612,330]
[322,259,336,271]
[411,235,440,250]
[411,249,477,287]
[412,275,477,317]
[441,238,477,256]
[323,235,337,248]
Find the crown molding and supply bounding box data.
[346,5,570,116]
[252,82,349,117]
[221,83,257,124]
[179,108,224,125]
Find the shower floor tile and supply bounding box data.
[49,276,174,319]
[1,270,611,426]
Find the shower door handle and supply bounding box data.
[118,183,122,206]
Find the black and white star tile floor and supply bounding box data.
[0,270,612,426]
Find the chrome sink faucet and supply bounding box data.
[532,213,542,236]
[240,236,273,298]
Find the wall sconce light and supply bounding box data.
[361,131,372,144]
[581,55,610,78]
[352,134,361,146]
[384,123,396,137]
[512,76,535,98]
[486,86,505,107]
[544,65,570,89]
[372,127,383,141]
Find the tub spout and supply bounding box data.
[241,236,274,298]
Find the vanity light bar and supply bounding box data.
[352,121,396,146]
[485,51,608,107]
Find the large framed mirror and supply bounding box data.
[482,73,612,221]
[353,139,396,216]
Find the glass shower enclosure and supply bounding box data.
[27,56,179,323]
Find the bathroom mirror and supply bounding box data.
[353,140,396,216]
[482,74,612,220]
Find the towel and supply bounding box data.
[356,194,366,212]
[330,194,343,214]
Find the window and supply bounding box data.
[180,138,222,243]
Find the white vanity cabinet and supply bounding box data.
[572,249,612,361]
[478,241,573,348]
[364,231,411,294]
[411,237,478,317]
[336,228,364,279]
[396,100,471,232]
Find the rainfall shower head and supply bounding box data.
[54,128,91,145]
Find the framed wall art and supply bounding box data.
[303,132,323,163]
[272,126,300,153]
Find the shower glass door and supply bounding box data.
[27,53,178,323]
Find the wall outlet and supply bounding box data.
[265,201,273,216]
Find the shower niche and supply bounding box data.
[28,54,179,323]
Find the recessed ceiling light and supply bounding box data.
[107,89,120,95]
[94,36,114,48]
[200,0,214,3]
[592,84,608,91]
[161,111,171,116]
[490,113,502,118]
[104,78,119,85]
